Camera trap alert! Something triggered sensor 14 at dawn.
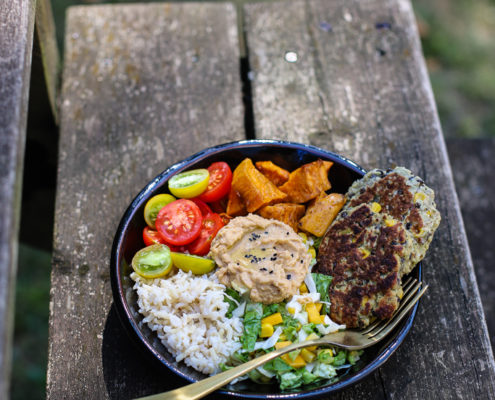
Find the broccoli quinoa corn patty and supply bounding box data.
[316,167,440,328]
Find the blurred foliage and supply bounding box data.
[11,245,51,400]
[413,0,495,137]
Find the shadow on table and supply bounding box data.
[102,304,184,399]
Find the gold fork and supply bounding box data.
[136,279,427,400]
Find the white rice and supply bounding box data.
[131,269,243,375]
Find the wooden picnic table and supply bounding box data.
[46,0,495,399]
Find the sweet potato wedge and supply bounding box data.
[299,192,345,236]
[226,189,247,217]
[279,159,333,203]
[255,161,290,186]
[257,203,306,232]
[231,158,287,212]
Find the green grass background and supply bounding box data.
[11,0,495,399]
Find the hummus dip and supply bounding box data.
[210,214,312,304]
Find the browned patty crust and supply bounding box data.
[317,204,406,328]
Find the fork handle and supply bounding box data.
[135,341,310,400]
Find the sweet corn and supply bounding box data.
[287,307,296,315]
[275,341,292,350]
[262,312,283,326]
[299,282,308,294]
[300,348,316,363]
[281,354,306,368]
[371,202,382,213]
[385,218,397,227]
[306,303,322,324]
[260,323,274,338]
[414,192,426,202]
[359,248,370,259]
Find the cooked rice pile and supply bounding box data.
[131,269,243,375]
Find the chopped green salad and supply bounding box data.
[221,239,363,391]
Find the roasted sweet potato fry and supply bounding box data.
[255,161,290,186]
[226,189,247,217]
[231,158,287,212]
[257,203,306,232]
[299,192,345,236]
[279,160,333,203]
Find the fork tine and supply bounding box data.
[368,284,428,342]
[367,281,422,336]
[361,278,418,334]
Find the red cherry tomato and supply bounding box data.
[190,198,212,216]
[156,199,203,246]
[188,213,225,256]
[143,227,168,246]
[198,162,233,203]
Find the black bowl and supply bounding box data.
[110,140,421,399]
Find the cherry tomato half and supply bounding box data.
[190,198,212,216]
[168,169,209,199]
[143,227,167,246]
[198,162,233,203]
[132,244,173,278]
[188,213,225,256]
[155,199,203,246]
[144,194,176,228]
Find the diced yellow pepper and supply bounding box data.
[260,323,274,338]
[275,341,292,350]
[300,348,316,363]
[305,333,319,351]
[299,282,308,294]
[315,303,323,313]
[287,307,296,315]
[306,303,323,324]
[318,348,333,358]
[281,354,306,368]
[262,312,283,326]
[371,202,382,213]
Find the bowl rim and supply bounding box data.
[110,139,422,399]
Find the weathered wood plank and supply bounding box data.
[447,138,495,351]
[0,0,35,398]
[47,3,243,399]
[244,0,495,398]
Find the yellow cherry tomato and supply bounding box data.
[144,194,176,228]
[168,169,209,199]
[131,244,173,278]
[170,252,215,275]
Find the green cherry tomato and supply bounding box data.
[144,194,176,228]
[170,252,216,275]
[132,244,173,278]
[168,169,210,199]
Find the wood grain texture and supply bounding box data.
[244,0,495,398]
[47,3,243,399]
[0,0,35,397]
[35,0,60,124]
[447,138,495,351]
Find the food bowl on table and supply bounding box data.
[110,140,422,399]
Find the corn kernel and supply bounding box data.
[260,323,274,338]
[371,202,382,213]
[359,248,370,259]
[414,192,426,202]
[275,341,292,350]
[281,354,306,368]
[315,303,323,313]
[300,348,316,363]
[262,312,283,326]
[299,282,308,294]
[309,247,316,259]
[306,303,322,324]
[287,307,296,315]
[385,218,397,227]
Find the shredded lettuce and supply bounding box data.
[311,273,333,314]
[224,288,241,318]
[241,302,263,351]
